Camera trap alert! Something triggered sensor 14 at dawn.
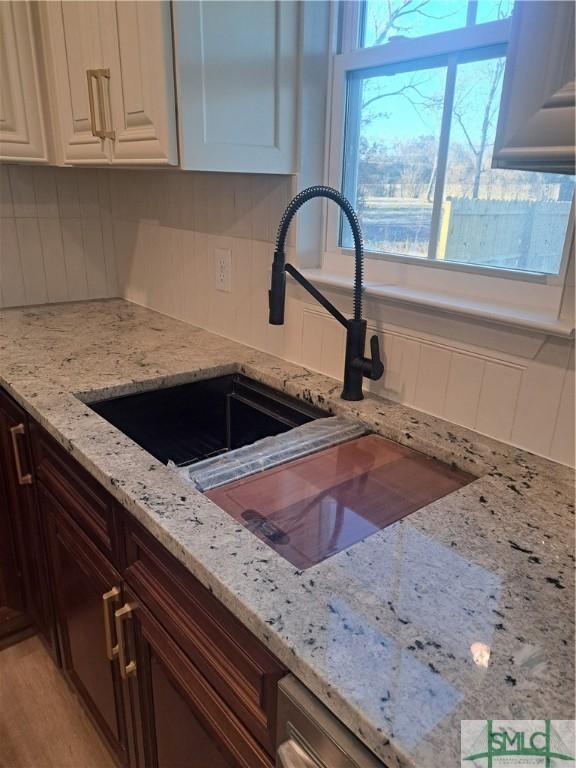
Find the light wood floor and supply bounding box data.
[0,636,116,768]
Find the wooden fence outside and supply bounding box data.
[437,198,571,272]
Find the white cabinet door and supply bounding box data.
[41,1,177,167]
[493,0,575,174]
[41,1,110,164]
[0,2,49,163]
[102,1,178,166]
[174,0,298,174]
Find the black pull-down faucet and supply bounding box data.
[269,186,384,401]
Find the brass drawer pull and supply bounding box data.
[102,586,121,661]
[115,603,137,679]
[9,424,33,485]
[86,69,115,140]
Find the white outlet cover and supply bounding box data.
[215,248,232,292]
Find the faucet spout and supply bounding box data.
[268,185,384,401]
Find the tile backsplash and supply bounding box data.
[0,165,574,467]
[0,166,117,306]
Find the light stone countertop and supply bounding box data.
[0,299,573,768]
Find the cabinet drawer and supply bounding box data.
[123,517,286,756]
[32,425,119,563]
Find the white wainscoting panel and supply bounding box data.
[475,360,524,442]
[549,348,575,465]
[295,304,572,464]
[443,351,485,427]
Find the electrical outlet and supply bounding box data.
[215,248,232,292]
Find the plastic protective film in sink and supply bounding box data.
[170,417,367,492]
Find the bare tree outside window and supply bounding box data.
[362,0,515,48]
[341,0,574,273]
[362,0,468,47]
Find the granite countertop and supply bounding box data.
[0,299,573,768]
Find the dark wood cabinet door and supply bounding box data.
[0,450,31,645]
[42,484,131,766]
[123,516,285,755]
[122,589,273,768]
[0,389,55,653]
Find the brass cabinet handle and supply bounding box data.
[95,68,115,140]
[86,69,100,138]
[9,424,33,486]
[115,603,137,679]
[86,69,115,140]
[102,586,121,661]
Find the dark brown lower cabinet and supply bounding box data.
[0,384,286,768]
[42,484,134,767]
[119,589,273,768]
[0,389,56,655]
[0,458,30,646]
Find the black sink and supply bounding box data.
[88,374,327,467]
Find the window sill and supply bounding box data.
[296,268,575,338]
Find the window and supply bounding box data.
[360,0,513,47]
[331,0,574,278]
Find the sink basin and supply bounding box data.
[88,374,327,467]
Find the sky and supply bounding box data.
[362,0,514,47]
[354,0,513,146]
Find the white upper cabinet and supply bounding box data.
[173,1,299,174]
[493,0,575,174]
[41,1,110,164]
[42,1,177,166]
[0,2,49,163]
[101,1,178,165]
[4,0,302,173]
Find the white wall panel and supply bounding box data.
[33,167,59,218]
[101,217,118,298]
[550,349,575,466]
[9,165,36,217]
[475,361,524,441]
[82,218,108,298]
[396,337,421,405]
[54,167,81,219]
[38,218,68,303]
[511,338,572,456]
[443,352,485,428]
[0,166,14,217]
[0,166,119,308]
[78,170,101,220]
[413,344,452,417]
[15,218,47,305]
[300,311,324,372]
[60,218,88,301]
[0,218,26,307]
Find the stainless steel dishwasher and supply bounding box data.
[276,676,384,768]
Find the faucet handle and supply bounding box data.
[367,334,384,381]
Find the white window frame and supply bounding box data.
[320,4,575,330]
